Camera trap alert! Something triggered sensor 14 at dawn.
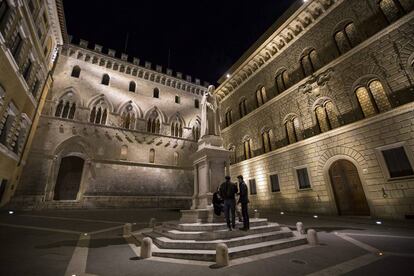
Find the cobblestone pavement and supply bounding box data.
[0,209,413,276]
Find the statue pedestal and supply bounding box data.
[180,135,230,223]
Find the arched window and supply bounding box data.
[334,22,358,55]
[239,98,248,118]
[256,86,267,107]
[89,101,108,125]
[153,88,160,98]
[173,152,179,166]
[315,101,340,133]
[149,149,155,163]
[0,1,10,35]
[171,117,183,137]
[301,49,320,77]
[243,138,253,160]
[71,66,81,78]
[285,116,302,144]
[129,81,136,92]
[55,99,76,120]
[121,105,136,130]
[261,129,272,154]
[101,74,110,85]
[275,70,289,94]
[356,80,391,117]
[378,0,405,24]
[192,120,201,141]
[194,99,199,109]
[225,109,233,127]
[147,111,161,134]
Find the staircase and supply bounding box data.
[135,218,307,261]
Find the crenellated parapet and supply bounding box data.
[214,0,341,101]
[60,39,209,96]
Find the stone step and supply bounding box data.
[154,223,282,241]
[151,235,307,261]
[164,218,268,232]
[150,228,294,250]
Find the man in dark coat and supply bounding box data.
[237,175,250,230]
[219,176,238,231]
[212,187,224,216]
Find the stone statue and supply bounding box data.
[200,85,221,138]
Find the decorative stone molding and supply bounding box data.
[61,43,207,96]
[214,0,342,101]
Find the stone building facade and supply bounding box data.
[11,40,208,209]
[215,0,414,219]
[0,0,65,207]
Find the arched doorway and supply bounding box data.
[329,159,370,216]
[54,156,85,200]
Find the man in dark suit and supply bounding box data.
[219,176,238,231]
[237,175,250,231]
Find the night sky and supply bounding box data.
[63,0,296,84]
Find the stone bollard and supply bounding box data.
[123,223,132,237]
[307,229,318,245]
[149,218,157,228]
[140,237,153,259]
[254,209,260,219]
[296,222,305,235]
[216,243,229,267]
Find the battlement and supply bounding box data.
[63,36,209,95]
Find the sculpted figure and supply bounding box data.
[200,85,221,138]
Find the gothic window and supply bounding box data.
[275,70,289,94]
[129,81,136,92]
[243,138,253,160]
[192,120,201,141]
[261,129,272,154]
[71,66,81,78]
[147,111,161,134]
[121,105,136,130]
[379,0,405,24]
[239,98,248,118]
[0,84,5,108]
[55,98,76,120]
[334,22,358,55]
[31,79,40,98]
[315,101,340,133]
[228,145,236,165]
[256,86,267,107]
[301,49,320,77]
[355,80,390,118]
[225,109,233,127]
[175,96,180,104]
[153,88,160,98]
[194,99,199,109]
[101,74,110,85]
[171,117,183,137]
[89,101,108,125]
[149,148,155,163]
[173,152,179,166]
[285,116,301,144]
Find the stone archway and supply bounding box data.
[329,159,370,216]
[53,156,85,200]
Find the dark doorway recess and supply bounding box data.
[54,156,84,200]
[329,160,370,216]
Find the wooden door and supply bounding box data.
[54,156,84,200]
[329,160,370,216]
